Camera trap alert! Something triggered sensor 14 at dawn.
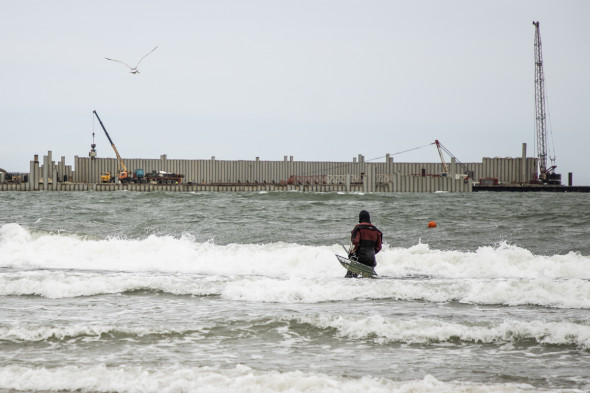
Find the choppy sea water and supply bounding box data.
[0,191,589,393]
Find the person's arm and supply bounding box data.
[375,231,382,254]
[350,227,361,253]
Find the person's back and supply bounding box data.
[348,210,383,273]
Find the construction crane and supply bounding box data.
[532,21,561,184]
[93,110,130,182]
[434,140,472,181]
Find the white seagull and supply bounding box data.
[105,46,158,74]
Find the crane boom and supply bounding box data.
[92,110,128,174]
[532,21,548,181]
[433,140,472,180]
[434,140,449,175]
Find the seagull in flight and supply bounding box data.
[105,46,158,74]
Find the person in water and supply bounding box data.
[346,210,383,277]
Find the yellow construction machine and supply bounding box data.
[100,171,113,183]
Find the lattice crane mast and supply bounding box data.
[532,21,560,184]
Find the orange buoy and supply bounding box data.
[427,221,437,228]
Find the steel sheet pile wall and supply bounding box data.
[73,155,393,185]
[22,152,74,191]
[70,154,476,192]
[382,174,471,193]
[1,145,541,192]
[478,157,537,183]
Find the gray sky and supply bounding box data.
[1,0,589,184]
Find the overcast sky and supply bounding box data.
[1,0,589,184]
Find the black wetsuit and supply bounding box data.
[346,219,383,277]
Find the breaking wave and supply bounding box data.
[2,223,590,309]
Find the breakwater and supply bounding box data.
[3,143,579,193]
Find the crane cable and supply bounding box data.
[545,93,557,166]
[435,140,471,174]
[299,142,436,176]
[364,142,435,162]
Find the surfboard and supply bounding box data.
[335,254,378,278]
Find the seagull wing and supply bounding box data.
[135,46,158,67]
[105,57,134,70]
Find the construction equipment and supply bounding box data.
[93,110,131,183]
[532,21,561,185]
[0,169,22,183]
[434,140,450,176]
[145,170,184,184]
[100,171,113,183]
[434,140,471,181]
[92,110,183,184]
[133,169,146,183]
[100,169,147,184]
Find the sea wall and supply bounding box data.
[1,143,539,193]
[71,154,536,187]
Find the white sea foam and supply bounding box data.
[0,270,223,298]
[0,223,335,277]
[381,242,590,280]
[296,314,590,349]
[2,223,590,308]
[2,315,589,349]
[0,364,564,393]
[2,272,590,308]
[0,322,208,342]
